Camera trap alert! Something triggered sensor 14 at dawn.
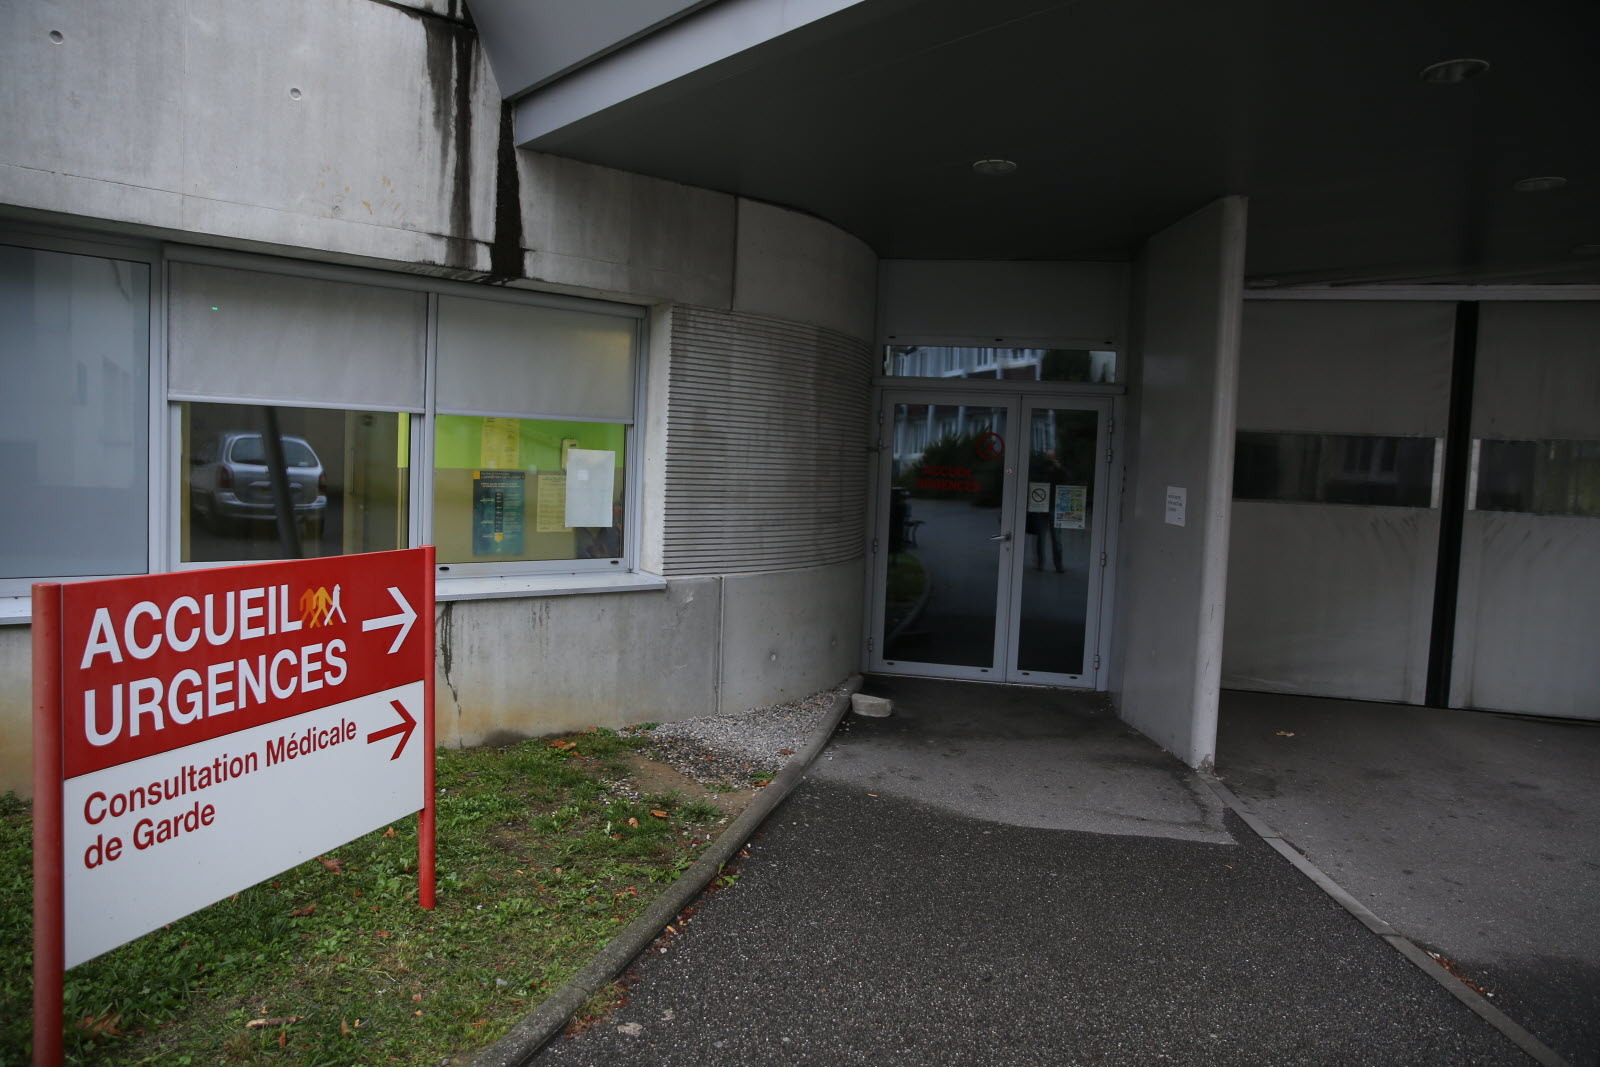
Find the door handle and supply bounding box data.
[989,532,1012,542]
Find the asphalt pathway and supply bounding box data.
[535,679,1533,1065]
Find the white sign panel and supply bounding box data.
[63,683,423,967]
[1165,486,1187,526]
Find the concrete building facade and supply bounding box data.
[2,0,1596,795]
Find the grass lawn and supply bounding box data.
[0,727,736,1065]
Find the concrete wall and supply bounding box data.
[877,260,1129,345]
[0,0,876,795]
[736,200,877,342]
[434,579,722,745]
[718,559,863,713]
[1110,197,1247,769]
[0,0,733,306]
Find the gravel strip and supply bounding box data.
[625,684,849,786]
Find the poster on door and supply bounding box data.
[1054,485,1087,529]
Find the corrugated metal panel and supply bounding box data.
[663,305,872,575]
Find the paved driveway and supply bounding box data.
[1217,689,1600,1066]
[535,678,1533,1065]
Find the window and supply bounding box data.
[1475,439,1600,517]
[0,242,150,595]
[1233,431,1439,507]
[180,402,409,563]
[2,237,648,607]
[165,258,646,579]
[430,295,637,574]
[885,345,1117,383]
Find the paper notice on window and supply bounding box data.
[1027,482,1051,514]
[480,417,521,469]
[1055,485,1087,529]
[564,448,615,528]
[535,473,568,533]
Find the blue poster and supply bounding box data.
[472,470,526,555]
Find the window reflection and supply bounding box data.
[1476,439,1600,517]
[181,402,408,562]
[1233,431,1438,507]
[885,345,1116,384]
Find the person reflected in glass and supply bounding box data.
[1027,449,1065,572]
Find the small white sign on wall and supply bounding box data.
[1165,486,1187,527]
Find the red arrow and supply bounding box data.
[367,699,416,761]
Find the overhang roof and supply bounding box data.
[481,0,1600,284]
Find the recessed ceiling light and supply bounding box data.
[1419,58,1489,84]
[972,158,1017,176]
[1513,176,1568,193]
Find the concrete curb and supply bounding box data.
[470,675,863,1067]
[1199,774,1571,1067]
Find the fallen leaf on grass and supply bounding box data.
[382,826,396,838]
[627,817,639,828]
[246,1016,304,1030]
[318,856,343,874]
[549,740,577,751]
[289,903,316,918]
[412,993,423,1002]
[76,1013,125,1038]
[649,810,668,819]
[278,1031,287,1048]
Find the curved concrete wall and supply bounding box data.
[0,0,877,790]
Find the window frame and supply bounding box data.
[159,246,651,584]
[0,228,166,601]
[0,225,659,620]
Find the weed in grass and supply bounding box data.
[0,729,727,1065]
[678,800,722,823]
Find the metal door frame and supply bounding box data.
[1001,395,1115,687]
[866,384,1121,688]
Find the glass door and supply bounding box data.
[874,393,1017,678]
[1005,400,1110,685]
[869,390,1112,686]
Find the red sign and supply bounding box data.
[917,465,982,493]
[32,548,436,1066]
[61,551,425,778]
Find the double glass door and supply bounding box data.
[870,390,1114,686]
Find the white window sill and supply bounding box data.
[0,571,668,625]
[435,570,667,603]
